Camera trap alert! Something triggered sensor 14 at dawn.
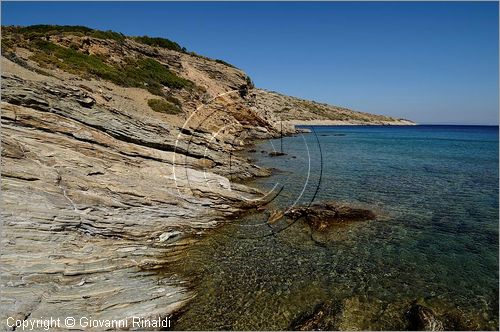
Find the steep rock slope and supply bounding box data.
[1,66,267,330]
[253,89,415,125]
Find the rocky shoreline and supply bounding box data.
[287,119,416,126]
[0,62,278,330]
[1,25,416,331]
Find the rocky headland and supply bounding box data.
[1,25,414,330]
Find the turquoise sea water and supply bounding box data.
[172,125,499,330]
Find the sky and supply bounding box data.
[2,1,499,125]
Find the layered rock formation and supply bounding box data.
[284,201,376,231]
[1,25,413,330]
[0,70,268,330]
[0,57,272,330]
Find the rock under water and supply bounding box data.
[289,300,342,331]
[289,297,484,331]
[284,201,376,231]
[406,303,445,331]
[269,151,287,157]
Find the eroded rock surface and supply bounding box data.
[284,201,376,231]
[0,66,272,330]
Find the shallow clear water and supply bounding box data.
[172,125,499,330]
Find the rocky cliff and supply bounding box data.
[252,89,415,125]
[1,25,412,330]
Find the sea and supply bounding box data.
[171,125,499,330]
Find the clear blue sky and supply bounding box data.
[2,1,498,124]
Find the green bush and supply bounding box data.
[30,40,120,80]
[165,95,182,107]
[215,59,236,68]
[16,25,125,41]
[89,30,125,41]
[18,24,93,34]
[134,36,184,52]
[148,98,182,114]
[120,58,193,94]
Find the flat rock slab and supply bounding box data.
[268,151,287,157]
[284,201,376,231]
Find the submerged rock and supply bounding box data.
[267,209,284,224]
[406,303,445,331]
[289,301,342,331]
[290,296,493,331]
[405,300,491,331]
[284,201,376,231]
[269,151,287,157]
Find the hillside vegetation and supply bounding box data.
[253,90,414,124]
[2,24,413,125]
[3,26,194,96]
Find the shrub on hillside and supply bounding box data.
[134,36,184,52]
[29,41,193,95]
[147,98,182,114]
[215,59,236,68]
[16,25,125,41]
[30,40,119,80]
[120,58,193,94]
